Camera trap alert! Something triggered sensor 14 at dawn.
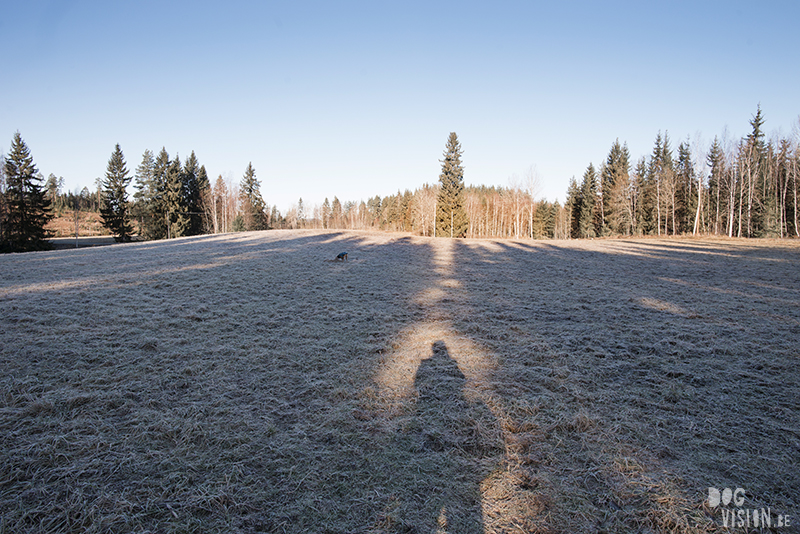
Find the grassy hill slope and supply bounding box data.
[1,230,798,533]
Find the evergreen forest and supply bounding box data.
[2,107,798,251]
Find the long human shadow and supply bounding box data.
[406,340,498,533]
[8,232,797,531]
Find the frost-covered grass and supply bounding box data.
[1,230,798,533]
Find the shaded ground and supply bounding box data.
[49,236,122,249]
[1,230,798,533]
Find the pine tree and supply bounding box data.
[133,148,171,240]
[297,197,305,227]
[382,194,398,230]
[240,162,267,231]
[212,174,228,233]
[133,150,155,198]
[706,137,725,234]
[746,105,771,236]
[100,144,134,242]
[0,154,7,243]
[196,164,210,234]
[531,199,555,238]
[776,138,795,238]
[367,196,381,227]
[1,133,52,252]
[182,152,199,234]
[547,202,559,238]
[331,196,343,228]
[643,132,674,235]
[401,189,414,231]
[675,141,696,234]
[152,149,172,239]
[577,163,597,238]
[270,205,280,228]
[181,152,205,236]
[632,157,648,235]
[45,174,60,214]
[132,149,158,239]
[661,133,676,235]
[436,132,468,238]
[600,139,631,235]
[165,156,189,238]
[322,198,331,229]
[565,176,580,238]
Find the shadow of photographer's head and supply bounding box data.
[415,341,466,401]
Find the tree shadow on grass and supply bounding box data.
[444,237,800,531]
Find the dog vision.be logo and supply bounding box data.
[707,487,792,529]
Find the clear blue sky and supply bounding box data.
[2,0,798,211]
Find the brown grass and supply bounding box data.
[46,211,110,238]
[1,230,798,533]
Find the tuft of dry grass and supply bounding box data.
[1,230,799,533]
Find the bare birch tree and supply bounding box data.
[413,184,438,237]
[525,166,542,239]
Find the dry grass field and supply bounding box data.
[45,211,110,238]
[1,230,798,533]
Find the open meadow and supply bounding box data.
[1,230,799,533]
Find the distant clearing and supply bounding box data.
[1,230,798,533]
[45,211,109,238]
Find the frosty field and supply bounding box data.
[1,230,798,533]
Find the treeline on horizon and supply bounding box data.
[2,106,798,252]
[566,106,799,240]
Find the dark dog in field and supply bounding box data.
[336,252,348,262]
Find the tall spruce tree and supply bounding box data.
[196,164,210,234]
[240,162,267,231]
[297,198,305,227]
[436,132,468,238]
[565,176,581,238]
[675,140,696,234]
[643,132,674,235]
[331,196,343,228]
[152,148,171,239]
[632,157,648,235]
[182,152,199,233]
[401,189,414,231]
[706,137,725,235]
[367,196,381,227]
[0,152,7,244]
[133,148,170,240]
[44,174,60,214]
[746,105,772,236]
[133,149,158,239]
[100,144,134,242]
[1,133,52,252]
[165,155,189,238]
[322,198,331,229]
[600,139,631,235]
[577,163,598,238]
[181,152,206,236]
[133,149,155,199]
